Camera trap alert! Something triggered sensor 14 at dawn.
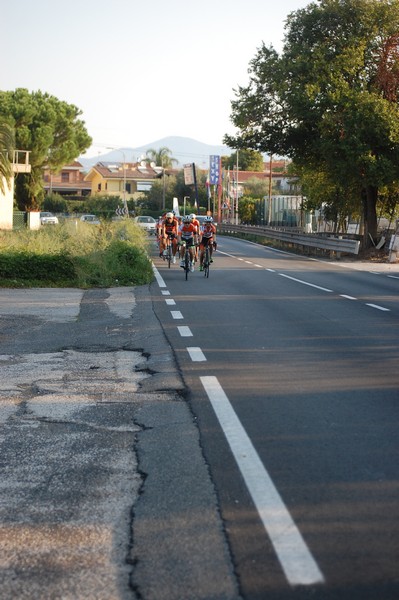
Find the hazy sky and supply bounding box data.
[2,0,310,157]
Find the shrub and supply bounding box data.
[0,219,153,288]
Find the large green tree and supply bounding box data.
[224,0,399,242]
[0,89,92,210]
[222,149,264,171]
[0,122,15,194]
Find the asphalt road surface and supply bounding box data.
[151,236,399,600]
[0,286,240,600]
[0,235,398,600]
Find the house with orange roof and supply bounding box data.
[83,161,164,200]
[43,161,91,197]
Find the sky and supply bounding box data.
[2,0,311,158]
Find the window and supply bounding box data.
[61,172,70,182]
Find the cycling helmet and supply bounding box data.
[183,215,191,223]
[204,216,213,222]
[189,213,196,220]
[165,212,173,219]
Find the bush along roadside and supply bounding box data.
[0,220,154,288]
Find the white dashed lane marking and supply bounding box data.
[279,273,333,293]
[187,347,207,361]
[178,326,193,337]
[171,311,184,319]
[366,303,390,312]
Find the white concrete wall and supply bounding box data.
[0,176,14,230]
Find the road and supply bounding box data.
[0,286,239,600]
[151,235,399,600]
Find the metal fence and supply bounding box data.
[218,223,361,255]
[13,212,27,230]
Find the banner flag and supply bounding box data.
[209,155,221,185]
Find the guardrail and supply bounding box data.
[218,223,361,255]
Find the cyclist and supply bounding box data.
[189,213,201,262]
[199,216,217,271]
[161,212,178,263]
[178,215,197,272]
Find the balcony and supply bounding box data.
[12,150,31,174]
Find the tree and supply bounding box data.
[145,147,178,168]
[222,149,264,171]
[0,89,92,210]
[0,122,15,194]
[224,0,399,244]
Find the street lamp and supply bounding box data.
[107,147,128,216]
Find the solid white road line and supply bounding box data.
[171,311,184,319]
[187,347,207,361]
[279,273,333,293]
[152,264,166,288]
[200,376,325,587]
[366,303,390,311]
[178,326,193,337]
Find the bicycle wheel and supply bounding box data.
[184,247,190,280]
[204,247,210,278]
[167,242,172,268]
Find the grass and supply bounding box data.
[0,218,154,288]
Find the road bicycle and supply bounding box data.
[163,235,173,268]
[180,241,192,280]
[203,244,210,278]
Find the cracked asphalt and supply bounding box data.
[0,286,241,600]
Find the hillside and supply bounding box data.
[79,136,232,169]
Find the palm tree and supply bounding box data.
[0,123,15,194]
[145,146,178,168]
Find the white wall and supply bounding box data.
[0,176,14,230]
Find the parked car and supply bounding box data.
[40,211,59,225]
[196,215,218,227]
[80,214,100,225]
[134,216,156,234]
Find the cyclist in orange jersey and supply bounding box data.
[161,212,178,263]
[199,216,217,271]
[178,215,197,272]
[189,213,200,262]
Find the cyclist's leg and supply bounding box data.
[199,240,205,270]
[189,241,195,271]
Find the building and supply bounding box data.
[83,161,164,200]
[43,161,91,197]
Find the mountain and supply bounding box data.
[79,136,232,170]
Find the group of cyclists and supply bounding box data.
[156,211,217,272]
